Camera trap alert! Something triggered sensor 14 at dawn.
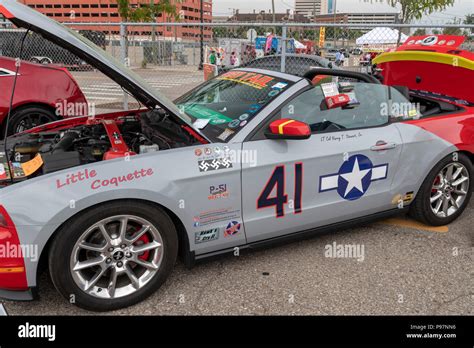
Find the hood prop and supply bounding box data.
[3,28,30,184]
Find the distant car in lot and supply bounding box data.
[0,56,88,135]
[221,54,334,77]
[323,48,338,61]
[350,48,364,56]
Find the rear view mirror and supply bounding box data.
[265,119,311,140]
[325,94,351,109]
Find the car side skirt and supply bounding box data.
[192,207,409,264]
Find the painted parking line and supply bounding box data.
[0,303,7,316]
[377,218,449,233]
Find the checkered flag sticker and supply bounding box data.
[199,158,233,172]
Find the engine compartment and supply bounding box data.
[0,109,200,185]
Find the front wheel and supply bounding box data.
[48,201,178,311]
[410,153,473,226]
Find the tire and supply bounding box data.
[6,105,57,135]
[48,201,178,311]
[410,153,473,226]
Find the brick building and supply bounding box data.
[19,0,213,40]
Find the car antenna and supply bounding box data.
[3,27,30,184]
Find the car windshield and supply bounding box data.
[175,71,293,142]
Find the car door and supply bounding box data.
[241,81,404,243]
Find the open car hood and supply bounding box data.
[0,0,203,134]
[374,35,474,105]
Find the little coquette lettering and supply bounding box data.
[56,168,154,190]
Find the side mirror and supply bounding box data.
[265,119,311,140]
[325,94,351,110]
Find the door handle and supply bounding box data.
[370,141,398,151]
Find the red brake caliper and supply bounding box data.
[432,176,441,193]
[135,234,150,261]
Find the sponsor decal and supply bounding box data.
[392,192,415,205]
[217,128,235,141]
[198,158,233,172]
[195,228,219,244]
[209,184,229,200]
[204,148,213,156]
[268,90,280,97]
[180,104,232,125]
[217,71,275,90]
[193,207,241,228]
[239,113,250,121]
[228,119,241,129]
[247,104,261,113]
[272,82,288,89]
[224,221,241,237]
[240,120,248,127]
[195,148,203,157]
[319,154,388,201]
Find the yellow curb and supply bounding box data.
[377,218,449,233]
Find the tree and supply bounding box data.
[413,28,426,36]
[383,0,456,45]
[465,14,474,33]
[116,0,178,22]
[115,0,179,62]
[443,25,462,35]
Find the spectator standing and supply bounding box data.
[209,50,216,65]
[335,51,342,67]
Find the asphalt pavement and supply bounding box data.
[3,201,472,316]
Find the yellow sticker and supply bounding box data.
[21,153,43,176]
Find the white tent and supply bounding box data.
[293,39,307,50]
[356,27,408,45]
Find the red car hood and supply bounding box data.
[374,35,474,105]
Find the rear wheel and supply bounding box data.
[6,105,57,135]
[48,201,178,311]
[410,153,472,226]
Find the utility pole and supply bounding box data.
[313,0,317,42]
[272,0,276,34]
[151,0,157,64]
[333,0,337,48]
[199,0,204,70]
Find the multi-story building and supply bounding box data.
[228,9,310,23]
[19,0,213,41]
[295,0,323,17]
[314,12,399,26]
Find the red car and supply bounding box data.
[0,56,87,135]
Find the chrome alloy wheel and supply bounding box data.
[430,162,470,218]
[70,215,164,299]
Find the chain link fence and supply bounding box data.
[1,19,472,113]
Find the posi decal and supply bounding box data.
[208,184,229,200]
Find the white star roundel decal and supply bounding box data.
[319,154,388,201]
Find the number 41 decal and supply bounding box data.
[257,163,303,218]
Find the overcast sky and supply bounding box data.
[213,0,474,24]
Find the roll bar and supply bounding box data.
[303,68,381,84]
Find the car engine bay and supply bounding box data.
[0,109,201,185]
